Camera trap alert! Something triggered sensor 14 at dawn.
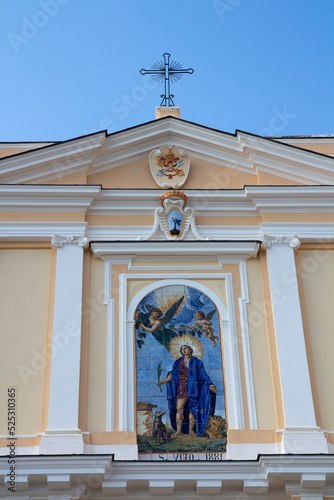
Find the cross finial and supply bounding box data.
[140,53,194,107]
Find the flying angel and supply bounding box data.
[187,310,219,346]
[136,296,184,350]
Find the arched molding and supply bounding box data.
[127,278,228,321]
[124,276,245,433]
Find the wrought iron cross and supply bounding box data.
[140,53,194,107]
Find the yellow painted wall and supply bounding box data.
[41,171,87,185]
[127,280,158,309]
[246,258,277,429]
[88,158,155,189]
[0,249,51,435]
[297,249,334,431]
[126,277,227,312]
[257,170,304,185]
[0,211,86,222]
[86,257,108,431]
[87,157,259,190]
[288,142,334,156]
[183,158,257,189]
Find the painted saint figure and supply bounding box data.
[157,345,217,438]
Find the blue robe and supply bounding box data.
[167,356,216,437]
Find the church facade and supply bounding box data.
[0,109,334,498]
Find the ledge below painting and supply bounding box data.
[138,429,227,461]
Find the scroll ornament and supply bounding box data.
[51,235,89,249]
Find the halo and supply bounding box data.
[169,334,203,360]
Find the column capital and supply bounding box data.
[262,234,301,249]
[51,234,89,249]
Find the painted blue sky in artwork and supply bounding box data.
[0,0,333,141]
[136,285,225,421]
[166,210,184,235]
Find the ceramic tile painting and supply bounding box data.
[135,285,227,459]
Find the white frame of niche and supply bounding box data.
[91,241,260,437]
[128,277,240,431]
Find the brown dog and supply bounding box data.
[152,411,169,444]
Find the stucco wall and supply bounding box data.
[246,258,277,430]
[86,257,108,431]
[0,249,51,435]
[297,249,334,431]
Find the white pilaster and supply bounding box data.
[40,235,88,454]
[263,235,328,453]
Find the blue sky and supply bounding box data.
[1,0,333,141]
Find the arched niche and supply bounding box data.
[123,279,244,435]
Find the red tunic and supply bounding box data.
[176,357,189,399]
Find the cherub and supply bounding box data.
[188,310,219,346]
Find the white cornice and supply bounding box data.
[88,222,334,242]
[1,185,334,219]
[0,454,333,499]
[252,153,334,185]
[87,186,334,216]
[0,133,105,184]
[1,120,334,184]
[90,120,253,176]
[103,455,334,498]
[0,185,101,211]
[0,222,87,240]
[90,241,260,258]
[0,142,53,151]
[274,136,334,146]
[261,222,334,241]
[0,455,112,496]
[87,225,262,241]
[1,221,333,243]
[88,190,257,216]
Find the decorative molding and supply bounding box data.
[100,456,334,498]
[7,220,334,245]
[87,186,334,218]
[149,144,190,189]
[0,133,105,184]
[88,224,261,241]
[2,185,334,221]
[125,275,245,431]
[0,222,87,241]
[1,119,334,185]
[51,235,89,248]
[0,454,333,498]
[262,235,301,249]
[140,191,208,241]
[100,256,135,432]
[0,141,52,151]
[0,185,101,211]
[91,241,260,258]
[0,455,112,497]
[238,258,257,429]
[261,222,334,241]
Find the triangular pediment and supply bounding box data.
[0,117,334,187]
